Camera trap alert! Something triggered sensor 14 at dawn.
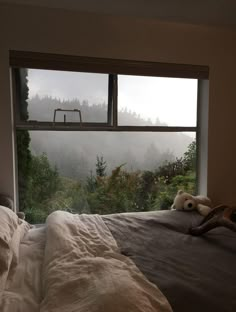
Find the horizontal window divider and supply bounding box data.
[105,126,197,132]
[15,122,196,132]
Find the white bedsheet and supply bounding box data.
[0,210,172,312]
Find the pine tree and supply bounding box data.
[96,156,107,177]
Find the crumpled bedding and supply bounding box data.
[0,224,45,312]
[103,210,236,312]
[0,208,172,312]
[0,205,30,297]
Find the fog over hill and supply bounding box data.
[28,96,194,180]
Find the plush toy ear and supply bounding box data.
[177,190,183,195]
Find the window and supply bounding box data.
[11,51,208,223]
[24,70,109,123]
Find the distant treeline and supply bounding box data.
[28,96,193,180]
[28,95,163,125]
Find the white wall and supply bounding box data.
[0,4,236,206]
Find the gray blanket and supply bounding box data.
[103,210,236,312]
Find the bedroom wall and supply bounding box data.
[0,3,236,206]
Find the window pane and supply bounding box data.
[118,75,197,126]
[17,68,109,123]
[16,130,196,223]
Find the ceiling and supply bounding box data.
[1,0,236,28]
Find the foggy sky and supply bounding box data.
[28,69,197,128]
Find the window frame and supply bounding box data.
[10,50,208,134]
[10,50,209,209]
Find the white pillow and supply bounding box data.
[0,205,19,247]
[0,205,19,283]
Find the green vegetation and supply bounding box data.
[15,69,32,212]
[18,141,196,224]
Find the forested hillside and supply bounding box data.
[28,96,193,179]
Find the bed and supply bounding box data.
[0,203,235,312]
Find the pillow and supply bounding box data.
[0,206,19,246]
[0,206,20,294]
[6,219,31,284]
[0,206,19,274]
